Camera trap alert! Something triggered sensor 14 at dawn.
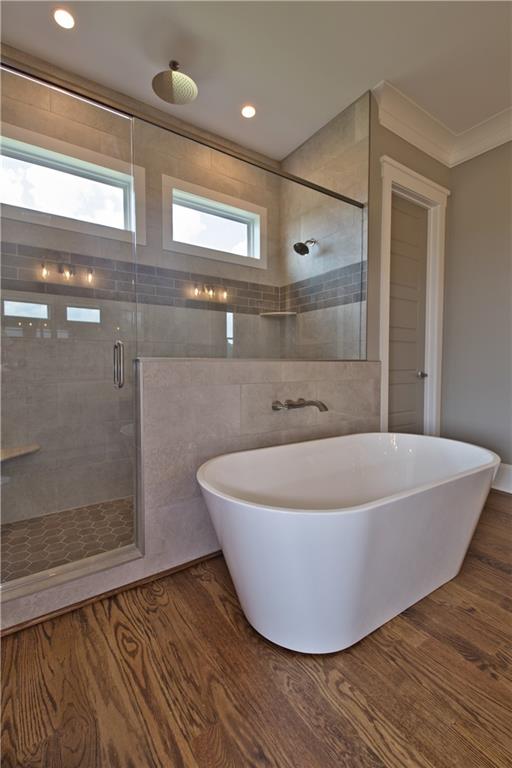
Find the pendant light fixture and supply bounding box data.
[152,60,198,105]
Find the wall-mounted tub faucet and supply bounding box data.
[272,398,328,412]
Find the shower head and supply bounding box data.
[293,239,318,255]
[152,60,198,105]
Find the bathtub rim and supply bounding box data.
[196,433,500,516]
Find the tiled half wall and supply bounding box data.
[140,358,381,559]
[1,358,380,629]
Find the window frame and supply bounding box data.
[3,299,49,319]
[162,175,268,270]
[0,124,146,244]
[66,306,101,324]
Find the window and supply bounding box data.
[163,176,267,269]
[0,125,147,244]
[226,311,234,355]
[3,300,48,319]
[66,306,101,323]
[0,136,132,230]
[173,189,257,257]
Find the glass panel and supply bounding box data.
[0,68,138,586]
[133,95,368,361]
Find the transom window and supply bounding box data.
[66,307,101,324]
[172,188,258,258]
[163,176,267,269]
[0,135,133,231]
[3,300,48,319]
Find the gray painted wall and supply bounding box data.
[442,142,512,463]
[367,99,511,468]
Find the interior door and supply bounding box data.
[388,194,428,434]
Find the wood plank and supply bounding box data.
[2,497,511,767]
[486,489,512,514]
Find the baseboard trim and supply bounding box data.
[492,463,512,495]
[0,550,221,638]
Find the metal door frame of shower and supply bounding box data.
[0,47,365,211]
[379,155,450,436]
[0,65,145,605]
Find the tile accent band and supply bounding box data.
[1,242,366,314]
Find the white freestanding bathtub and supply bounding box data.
[197,433,500,654]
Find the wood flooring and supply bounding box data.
[2,491,511,767]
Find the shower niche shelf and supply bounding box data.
[259,311,297,318]
[1,443,40,463]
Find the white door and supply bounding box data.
[388,194,428,434]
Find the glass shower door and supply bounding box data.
[0,68,139,584]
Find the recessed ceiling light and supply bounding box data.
[241,105,256,119]
[53,8,75,29]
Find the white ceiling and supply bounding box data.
[1,1,510,160]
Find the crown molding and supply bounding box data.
[373,81,512,168]
[451,108,512,166]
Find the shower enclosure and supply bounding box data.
[1,66,369,594]
[131,109,368,361]
[1,69,139,585]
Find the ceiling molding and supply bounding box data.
[373,81,512,168]
[451,108,512,166]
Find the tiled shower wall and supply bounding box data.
[281,95,369,359]
[2,71,368,356]
[1,70,369,522]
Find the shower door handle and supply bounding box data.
[113,340,125,388]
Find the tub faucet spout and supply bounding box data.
[272,398,328,412]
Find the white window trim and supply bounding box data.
[0,123,146,244]
[162,174,268,270]
[379,155,450,436]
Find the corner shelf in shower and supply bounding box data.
[0,443,40,463]
[259,311,297,317]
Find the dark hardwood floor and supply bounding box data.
[2,491,511,768]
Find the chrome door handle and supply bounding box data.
[113,340,125,388]
[417,370,428,379]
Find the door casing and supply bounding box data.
[379,156,450,435]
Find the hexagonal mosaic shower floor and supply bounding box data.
[1,497,134,582]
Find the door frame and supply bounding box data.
[379,156,450,435]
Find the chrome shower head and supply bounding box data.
[293,238,318,255]
[152,60,198,105]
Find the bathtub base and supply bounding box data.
[244,570,460,654]
[203,470,493,654]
